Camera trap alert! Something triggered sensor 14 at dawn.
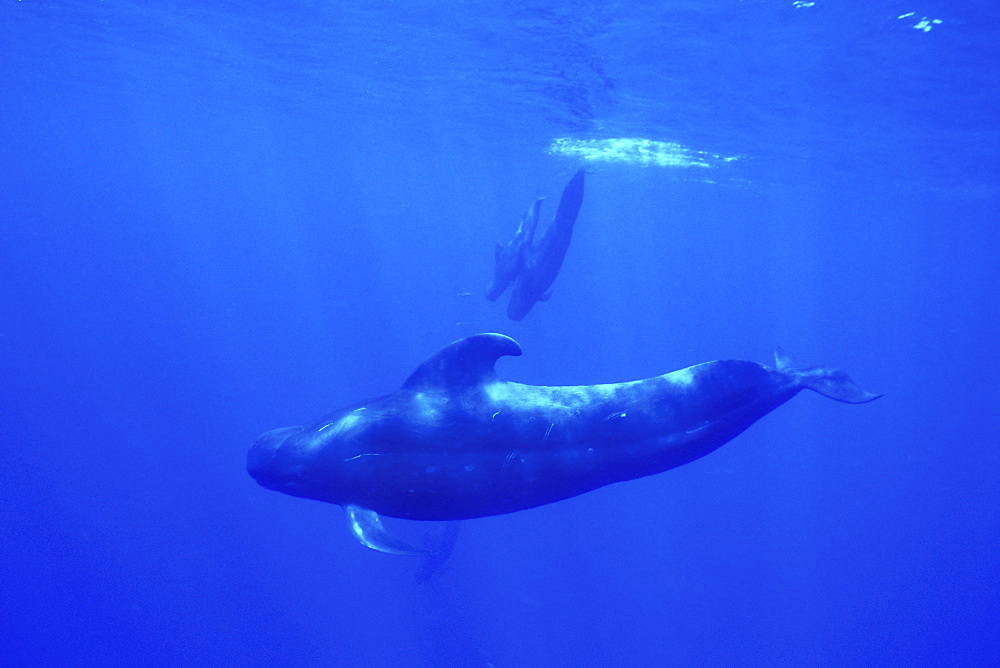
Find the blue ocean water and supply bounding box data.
[2,1,998,665]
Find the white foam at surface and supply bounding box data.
[547,137,740,168]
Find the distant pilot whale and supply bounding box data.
[486,198,541,302]
[247,334,881,555]
[488,168,585,320]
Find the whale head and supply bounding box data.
[246,425,305,493]
[246,409,380,504]
[248,334,524,509]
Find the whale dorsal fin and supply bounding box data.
[402,333,522,391]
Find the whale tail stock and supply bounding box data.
[774,348,883,404]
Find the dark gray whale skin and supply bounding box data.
[486,198,541,302]
[486,168,585,319]
[248,334,881,523]
[506,168,585,320]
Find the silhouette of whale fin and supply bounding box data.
[402,333,522,391]
[774,347,884,404]
[415,522,462,583]
[344,504,433,556]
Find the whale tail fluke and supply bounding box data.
[775,347,883,404]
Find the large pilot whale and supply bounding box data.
[247,334,881,554]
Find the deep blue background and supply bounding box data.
[2,1,998,665]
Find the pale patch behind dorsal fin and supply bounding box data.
[402,333,522,391]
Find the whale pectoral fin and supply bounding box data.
[343,504,433,556]
[415,521,462,582]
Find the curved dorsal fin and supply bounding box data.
[402,333,522,391]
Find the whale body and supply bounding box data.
[487,168,585,320]
[248,334,880,553]
[486,198,541,302]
